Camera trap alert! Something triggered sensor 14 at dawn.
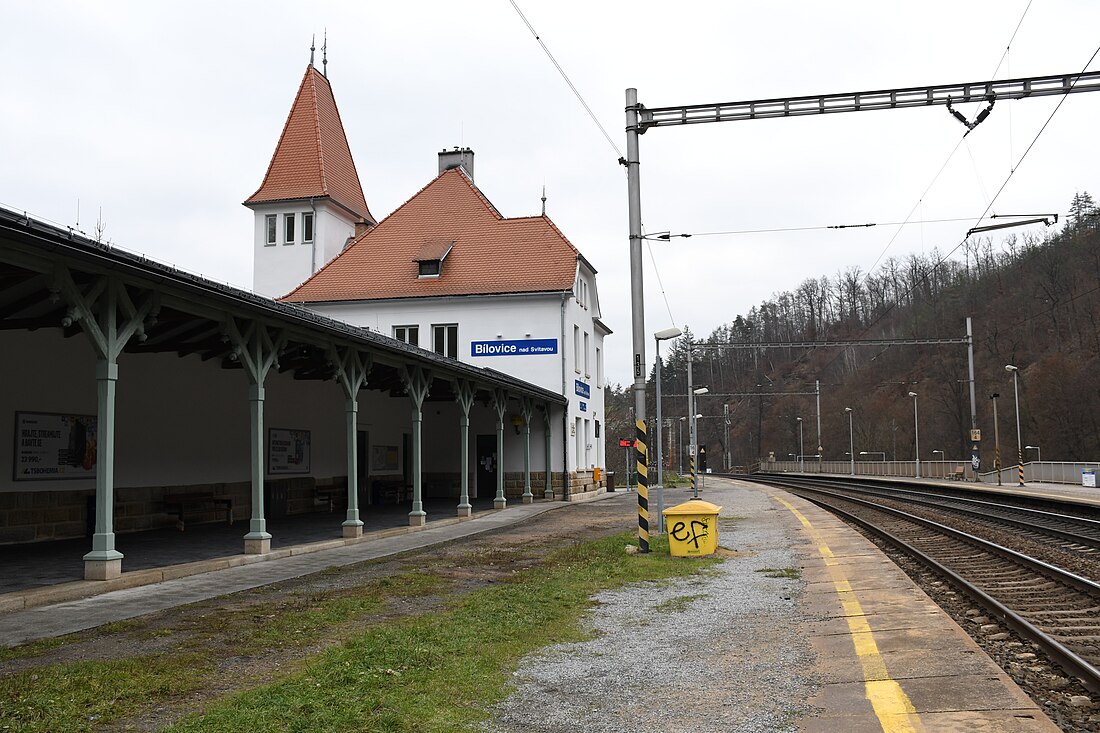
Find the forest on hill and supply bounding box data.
[603,192,1100,476]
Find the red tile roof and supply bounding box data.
[281,168,581,302]
[245,66,373,222]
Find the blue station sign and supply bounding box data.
[574,379,590,398]
[579,402,587,412]
[471,338,558,357]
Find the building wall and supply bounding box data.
[251,200,355,298]
[310,287,606,472]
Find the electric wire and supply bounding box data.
[810,43,1100,377]
[681,214,1032,239]
[508,1,624,161]
[641,224,680,331]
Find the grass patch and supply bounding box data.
[166,532,715,732]
[0,571,448,731]
[0,635,67,664]
[653,593,708,613]
[0,653,211,733]
[756,566,801,580]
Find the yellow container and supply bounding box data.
[662,500,723,557]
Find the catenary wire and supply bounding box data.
[508,1,625,162]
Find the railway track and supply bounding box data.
[749,474,1100,694]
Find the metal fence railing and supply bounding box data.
[758,460,1099,486]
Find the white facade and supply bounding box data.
[306,261,607,473]
[249,199,359,298]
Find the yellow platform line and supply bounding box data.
[772,494,923,733]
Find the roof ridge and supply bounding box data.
[310,68,328,196]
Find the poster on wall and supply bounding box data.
[14,412,98,481]
[268,428,311,474]
[371,445,399,473]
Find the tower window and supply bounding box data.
[265,215,277,246]
[284,213,295,244]
[302,212,314,243]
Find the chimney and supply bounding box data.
[438,147,475,181]
[354,218,373,238]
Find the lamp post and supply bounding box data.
[908,392,920,479]
[653,327,682,533]
[1006,365,1024,486]
[1025,445,1041,462]
[990,393,1002,486]
[932,449,944,478]
[844,407,854,476]
[796,417,804,473]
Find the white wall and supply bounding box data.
[312,282,607,473]
[250,200,356,298]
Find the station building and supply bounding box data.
[245,65,609,497]
[0,62,608,582]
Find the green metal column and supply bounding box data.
[402,366,432,527]
[454,379,475,518]
[521,397,534,504]
[543,406,554,499]
[343,398,363,535]
[226,319,285,555]
[492,389,507,510]
[83,359,123,578]
[333,347,369,537]
[244,383,271,552]
[55,269,155,580]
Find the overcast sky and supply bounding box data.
[3,1,1098,387]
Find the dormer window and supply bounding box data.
[414,238,454,279]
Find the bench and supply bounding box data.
[372,479,412,506]
[163,492,233,531]
[314,484,346,512]
[951,465,966,481]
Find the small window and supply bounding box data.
[432,324,458,358]
[573,325,581,374]
[584,331,590,376]
[394,325,419,346]
[581,281,589,309]
[284,213,295,244]
[595,346,602,387]
[418,260,441,277]
[265,215,277,246]
[302,212,314,243]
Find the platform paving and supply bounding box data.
[754,480,1060,732]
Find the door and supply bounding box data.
[476,434,496,499]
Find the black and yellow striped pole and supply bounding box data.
[689,454,696,499]
[635,418,649,553]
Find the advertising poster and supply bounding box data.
[268,428,311,474]
[14,412,98,481]
[371,445,399,472]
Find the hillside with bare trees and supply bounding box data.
[605,192,1100,476]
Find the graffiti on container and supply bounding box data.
[669,517,710,550]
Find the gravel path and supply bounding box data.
[484,482,820,732]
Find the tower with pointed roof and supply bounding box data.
[245,63,374,298]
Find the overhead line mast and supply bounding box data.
[624,70,1100,511]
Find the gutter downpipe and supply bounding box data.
[309,198,317,275]
[560,290,570,500]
